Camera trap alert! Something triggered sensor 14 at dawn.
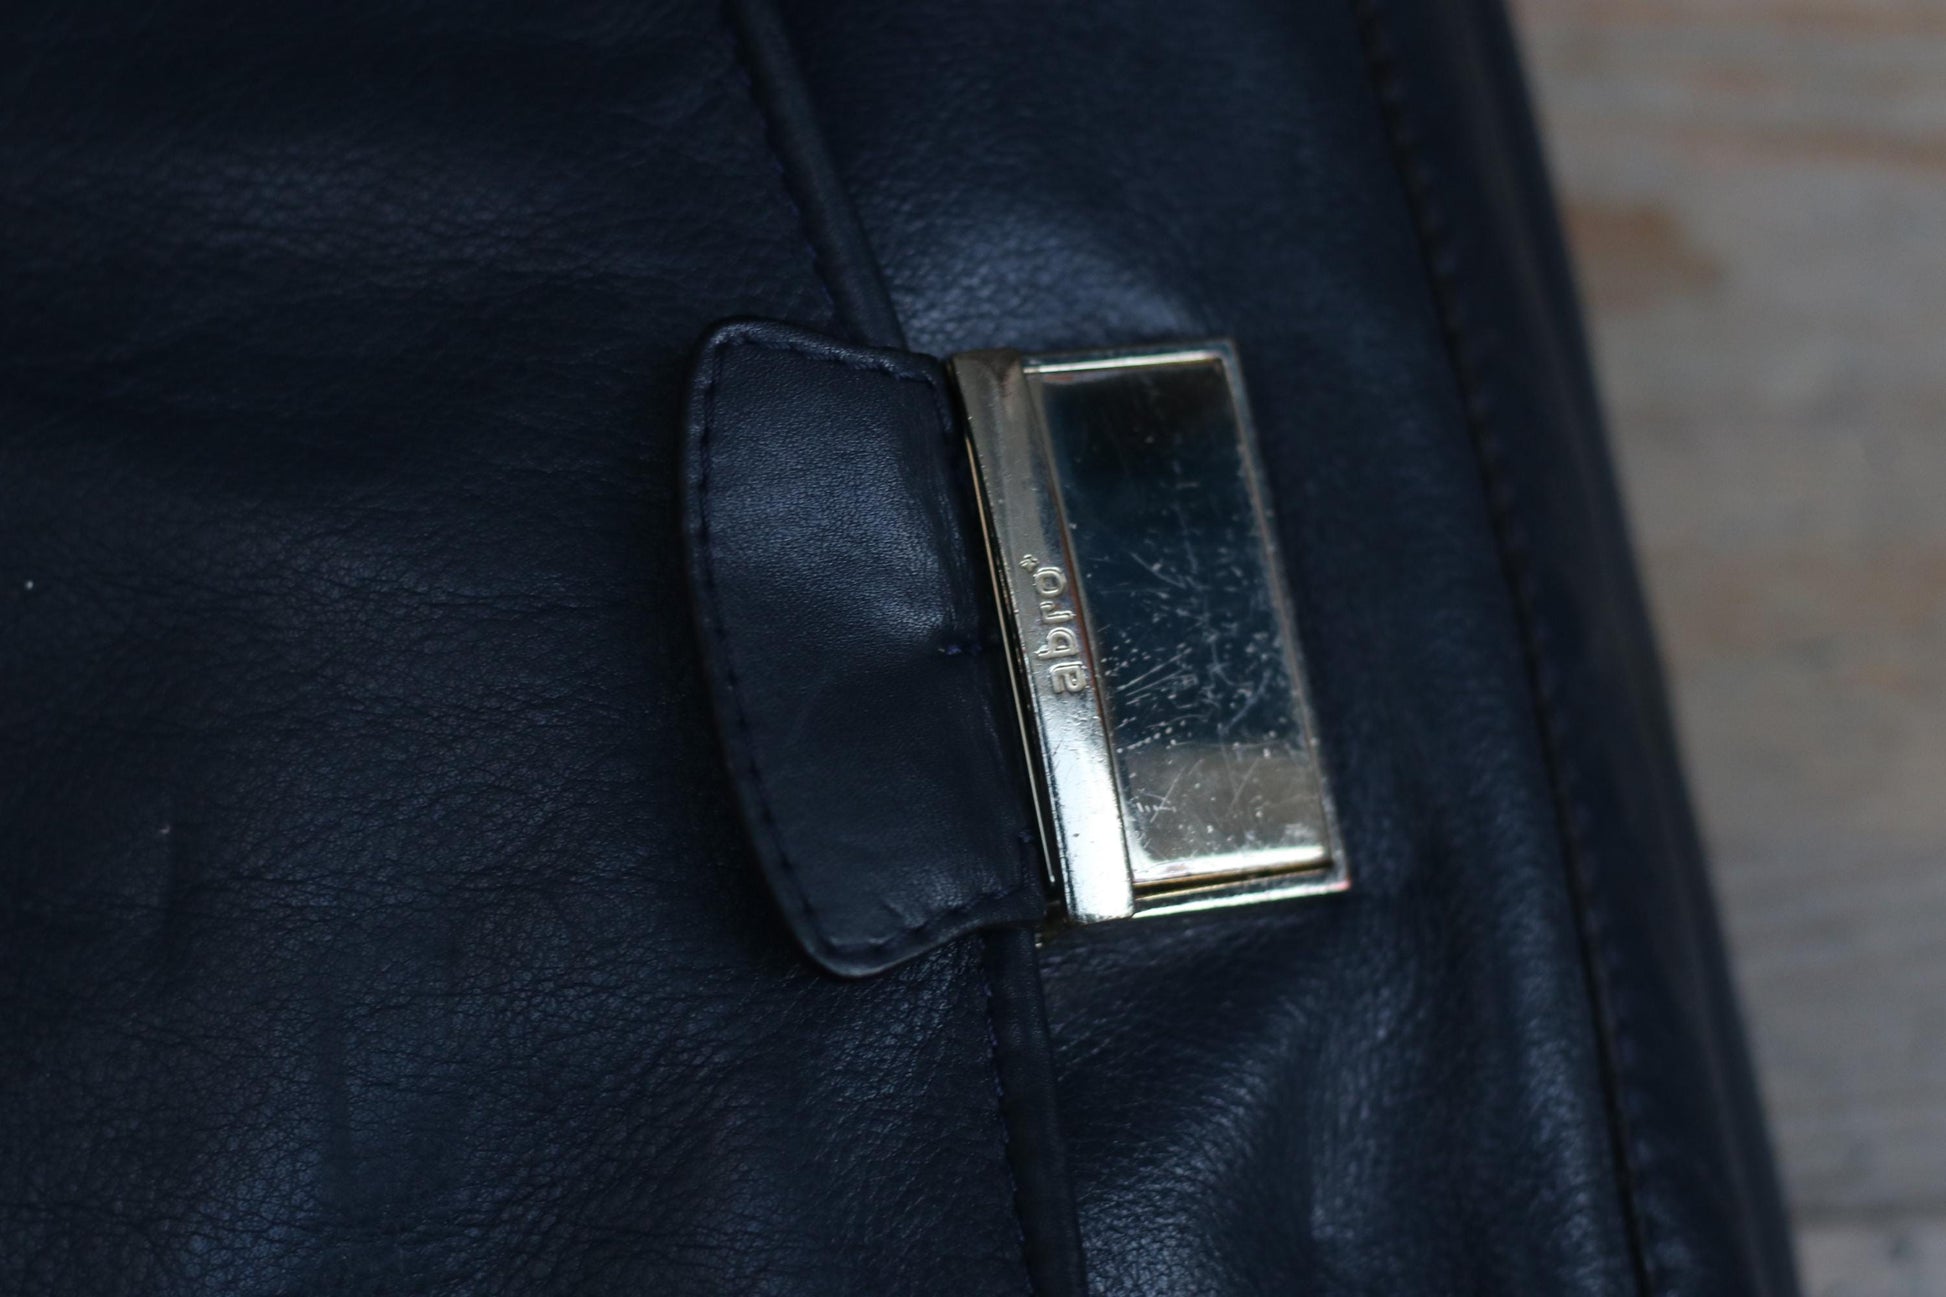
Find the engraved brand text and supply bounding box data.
[1023,557,1088,695]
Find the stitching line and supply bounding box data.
[696,337,1033,961]
[1345,1,1666,1292]
[708,12,1045,1278]
[981,956,1036,1296]
[721,3,842,330]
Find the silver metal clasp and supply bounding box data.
[951,342,1348,923]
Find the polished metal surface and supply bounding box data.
[955,350,1135,922]
[953,342,1347,921]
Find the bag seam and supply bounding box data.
[720,4,841,331]
[982,960,1035,1286]
[1345,1,1666,1292]
[715,5,1047,1282]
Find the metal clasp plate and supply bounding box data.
[952,342,1348,923]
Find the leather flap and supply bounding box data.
[682,320,1045,975]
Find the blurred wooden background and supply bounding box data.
[1510,0,1946,1290]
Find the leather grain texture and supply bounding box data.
[775,0,1800,1293]
[0,4,1039,1292]
[1364,4,1800,1290]
[681,319,1044,975]
[0,0,1796,1292]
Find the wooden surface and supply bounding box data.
[1510,1,1946,1290]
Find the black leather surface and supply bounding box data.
[682,319,1043,975]
[0,5,1041,1292]
[776,0,1800,1293]
[1374,4,1799,1289]
[0,0,1794,1293]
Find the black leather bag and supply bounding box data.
[0,0,1798,1293]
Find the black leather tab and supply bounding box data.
[683,320,1044,976]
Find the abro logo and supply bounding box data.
[1021,556,1088,696]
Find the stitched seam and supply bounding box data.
[1345,2,1666,1293]
[709,10,1045,1284]
[981,958,1036,1295]
[720,5,842,331]
[696,337,1033,961]
[718,335,935,389]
